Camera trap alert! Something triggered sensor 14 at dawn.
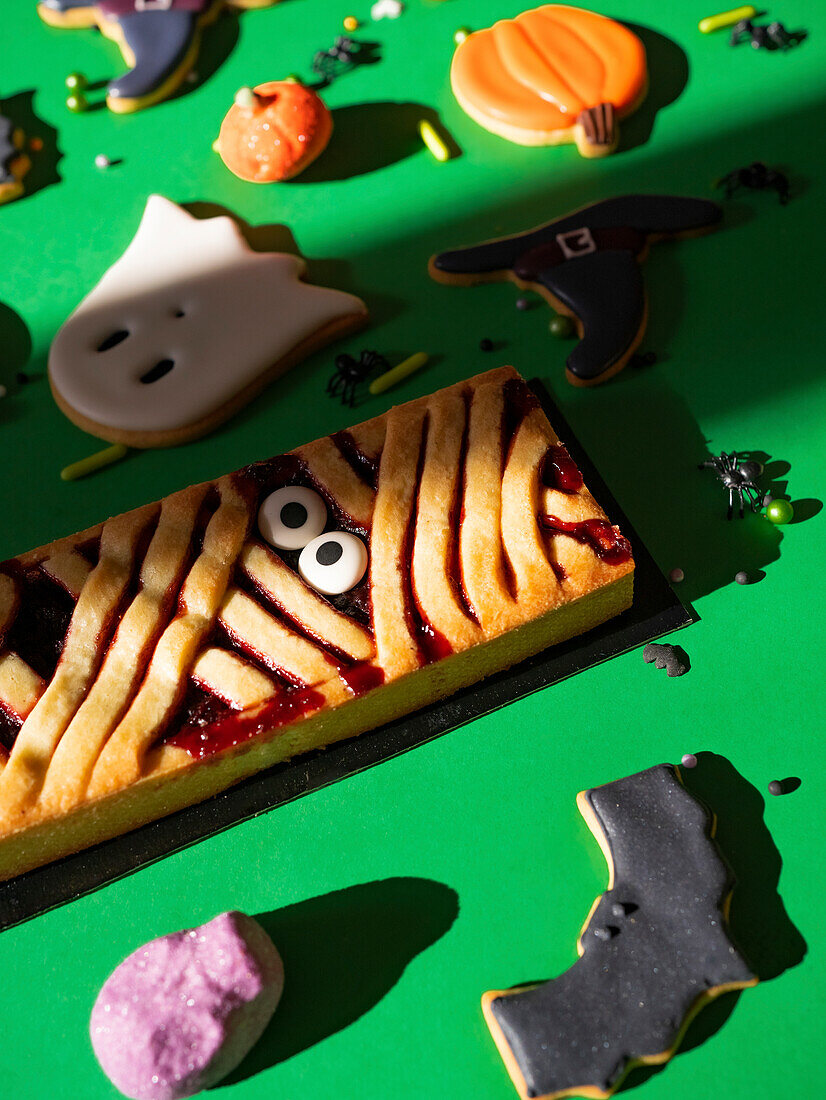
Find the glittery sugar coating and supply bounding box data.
[90,911,284,1100]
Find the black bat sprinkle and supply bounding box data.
[642,642,689,677]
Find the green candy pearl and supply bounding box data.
[66,92,89,113]
[766,498,794,525]
[549,314,574,339]
[65,72,88,92]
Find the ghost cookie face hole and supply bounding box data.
[299,532,368,595]
[96,329,130,352]
[94,321,179,386]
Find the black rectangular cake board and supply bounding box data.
[0,380,695,932]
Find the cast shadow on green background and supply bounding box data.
[617,23,689,155]
[0,302,31,382]
[297,102,455,183]
[1,88,61,199]
[213,756,805,1095]
[218,876,459,1087]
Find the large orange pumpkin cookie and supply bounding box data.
[216,81,333,182]
[451,4,647,155]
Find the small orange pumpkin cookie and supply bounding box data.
[216,81,333,182]
[451,4,647,156]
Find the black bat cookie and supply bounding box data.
[429,195,722,386]
[483,764,756,1100]
[37,0,279,113]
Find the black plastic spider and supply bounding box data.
[716,161,790,205]
[312,36,360,80]
[327,349,388,406]
[699,452,764,519]
[730,18,806,51]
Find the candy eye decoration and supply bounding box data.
[258,486,328,550]
[299,532,369,595]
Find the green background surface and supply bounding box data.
[1,0,824,1096]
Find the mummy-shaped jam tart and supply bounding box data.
[48,196,368,447]
[0,368,633,880]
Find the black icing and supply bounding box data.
[432,195,722,382]
[488,764,755,1099]
[110,9,200,100]
[538,249,645,381]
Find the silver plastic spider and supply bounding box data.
[699,452,764,519]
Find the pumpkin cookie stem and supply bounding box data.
[574,102,618,158]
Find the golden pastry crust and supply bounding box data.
[0,368,633,879]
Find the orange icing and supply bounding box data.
[217,81,333,183]
[451,5,646,135]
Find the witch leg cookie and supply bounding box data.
[38,0,281,114]
[483,764,757,1100]
[429,194,722,386]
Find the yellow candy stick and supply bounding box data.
[61,443,129,482]
[369,353,428,396]
[419,120,451,163]
[698,5,756,33]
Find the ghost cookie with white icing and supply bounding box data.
[48,195,369,448]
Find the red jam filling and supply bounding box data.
[540,515,632,565]
[501,377,541,469]
[167,686,325,760]
[332,431,379,490]
[0,705,21,754]
[1,566,75,681]
[340,662,385,696]
[541,444,584,494]
[418,620,454,662]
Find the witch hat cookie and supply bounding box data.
[48,196,368,447]
[430,194,722,386]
